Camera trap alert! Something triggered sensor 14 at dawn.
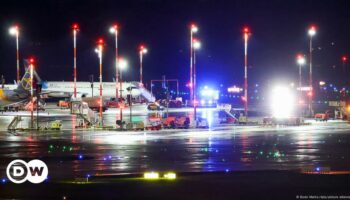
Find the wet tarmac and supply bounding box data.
[1,109,350,181]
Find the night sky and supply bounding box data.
[1,0,350,90]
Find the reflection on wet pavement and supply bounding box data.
[0,121,350,181]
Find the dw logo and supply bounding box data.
[6,159,48,184]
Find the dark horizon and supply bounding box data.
[1,0,350,90]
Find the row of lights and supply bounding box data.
[144,172,176,180]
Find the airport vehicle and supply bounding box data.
[198,86,219,107]
[106,98,119,108]
[58,100,70,108]
[50,120,62,130]
[82,97,108,112]
[219,110,237,124]
[315,113,329,121]
[145,116,162,130]
[126,121,145,131]
[196,117,209,128]
[163,116,190,129]
[24,99,45,111]
[158,99,182,108]
[147,102,164,111]
[238,115,247,124]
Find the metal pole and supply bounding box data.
[16,32,20,83]
[90,74,94,97]
[120,71,123,130]
[115,31,119,122]
[166,82,169,118]
[190,30,193,105]
[129,90,132,123]
[30,64,34,129]
[99,46,103,127]
[176,80,179,97]
[150,80,153,97]
[299,63,302,117]
[193,48,197,123]
[37,92,39,130]
[73,29,77,99]
[309,36,313,117]
[244,32,248,118]
[140,51,143,84]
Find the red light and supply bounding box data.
[72,23,79,30]
[243,27,250,34]
[342,56,348,62]
[296,54,302,59]
[307,92,313,97]
[241,96,247,102]
[140,45,144,50]
[97,38,104,45]
[29,57,35,64]
[309,25,316,30]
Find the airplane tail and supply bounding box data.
[15,59,42,92]
[16,67,32,92]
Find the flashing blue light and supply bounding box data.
[1,178,6,183]
[78,154,83,160]
[316,167,320,172]
[103,157,107,161]
[86,174,91,178]
[225,169,230,173]
[108,155,112,159]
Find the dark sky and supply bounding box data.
[1,0,350,90]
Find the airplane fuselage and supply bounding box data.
[42,81,142,98]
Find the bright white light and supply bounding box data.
[270,86,295,118]
[228,86,243,93]
[109,26,117,34]
[208,100,213,105]
[201,87,219,99]
[319,81,326,86]
[201,100,205,105]
[94,48,100,53]
[118,59,128,70]
[308,27,316,36]
[9,26,18,35]
[201,89,214,96]
[191,25,198,33]
[141,48,148,54]
[297,56,306,65]
[193,40,201,49]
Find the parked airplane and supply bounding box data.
[41,81,155,102]
[1,66,155,109]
